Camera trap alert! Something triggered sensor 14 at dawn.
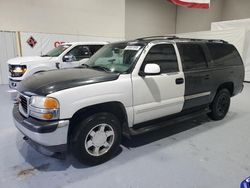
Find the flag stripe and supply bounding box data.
[169,0,209,9]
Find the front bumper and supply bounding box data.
[9,78,21,89]
[13,105,69,152]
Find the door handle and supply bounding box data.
[176,78,184,85]
[204,74,210,80]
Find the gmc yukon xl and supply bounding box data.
[13,36,244,165]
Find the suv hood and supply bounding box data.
[7,56,56,66]
[17,68,120,96]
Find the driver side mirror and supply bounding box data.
[139,63,161,76]
[63,55,76,62]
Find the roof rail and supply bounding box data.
[175,37,228,43]
[136,36,228,44]
[136,36,179,40]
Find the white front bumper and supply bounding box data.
[9,79,21,89]
[14,118,69,147]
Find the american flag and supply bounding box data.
[169,0,210,9]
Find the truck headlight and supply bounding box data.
[29,96,60,120]
[9,65,27,77]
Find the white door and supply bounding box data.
[60,45,90,68]
[132,43,185,124]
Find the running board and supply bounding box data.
[128,108,210,136]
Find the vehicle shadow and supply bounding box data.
[16,111,237,173]
[122,114,212,148]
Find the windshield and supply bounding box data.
[42,44,72,57]
[85,43,144,73]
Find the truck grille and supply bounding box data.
[9,65,16,77]
[18,93,30,117]
[20,95,27,113]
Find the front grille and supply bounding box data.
[18,93,30,117]
[9,65,16,77]
[20,95,28,114]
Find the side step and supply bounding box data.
[128,108,210,136]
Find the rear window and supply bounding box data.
[177,43,207,71]
[207,43,242,67]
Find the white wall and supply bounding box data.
[176,0,250,34]
[176,0,223,33]
[0,0,125,39]
[0,31,17,84]
[125,0,176,39]
[221,0,250,21]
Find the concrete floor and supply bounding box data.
[0,84,250,188]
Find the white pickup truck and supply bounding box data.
[8,41,108,89]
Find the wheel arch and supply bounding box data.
[67,101,129,144]
[216,82,234,96]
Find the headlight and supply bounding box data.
[29,96,60,120]
[9,65,27,77]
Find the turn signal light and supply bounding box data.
[44,98,59,109]
[42,113,54,120]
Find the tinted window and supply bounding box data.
[43,44,71,57]
[66,45,90,61]
[177,43,207,71]
[142,44,179,73]
[207,43,242,67]
[86,43,144,73]
[88,45,104,55]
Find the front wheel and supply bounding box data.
[208,89,231,120]
[71,112,121,166]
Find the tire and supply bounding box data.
[208,89,231,120]
[71,112,121,166]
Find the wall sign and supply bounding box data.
[26,36,37,48]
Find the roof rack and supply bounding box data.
[136,36,179,40]
[175,37,228,44]
[136,36,228,44]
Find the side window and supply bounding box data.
[177,43,207,71]
[141,44,179,73]
[65,45,90,61]
[207,43,242,67]
[88,45,104,55]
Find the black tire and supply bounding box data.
[71,112,121,166]
[208,89,231,120]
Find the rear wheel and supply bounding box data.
[71,112,121,166]
[208,89,231,120]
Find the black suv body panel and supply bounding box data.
[177,41,244,111]
[17,68,119,96]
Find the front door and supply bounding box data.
[132,43,185,125]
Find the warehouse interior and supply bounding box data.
[0,0,250,187]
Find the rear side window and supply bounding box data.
[177,43,207,71]
[88,45,104,55]
[207,43,242,67]
[142,44,179,73]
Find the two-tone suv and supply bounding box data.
[8,42,108,90]
[13,36,244,165]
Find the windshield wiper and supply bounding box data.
[41,54,50,57]
[80,63,90,68]
[91,65,111,72]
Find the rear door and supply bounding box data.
[177,42,212,110]
[132,42,185,124]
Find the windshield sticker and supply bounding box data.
[125,46,141,51]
